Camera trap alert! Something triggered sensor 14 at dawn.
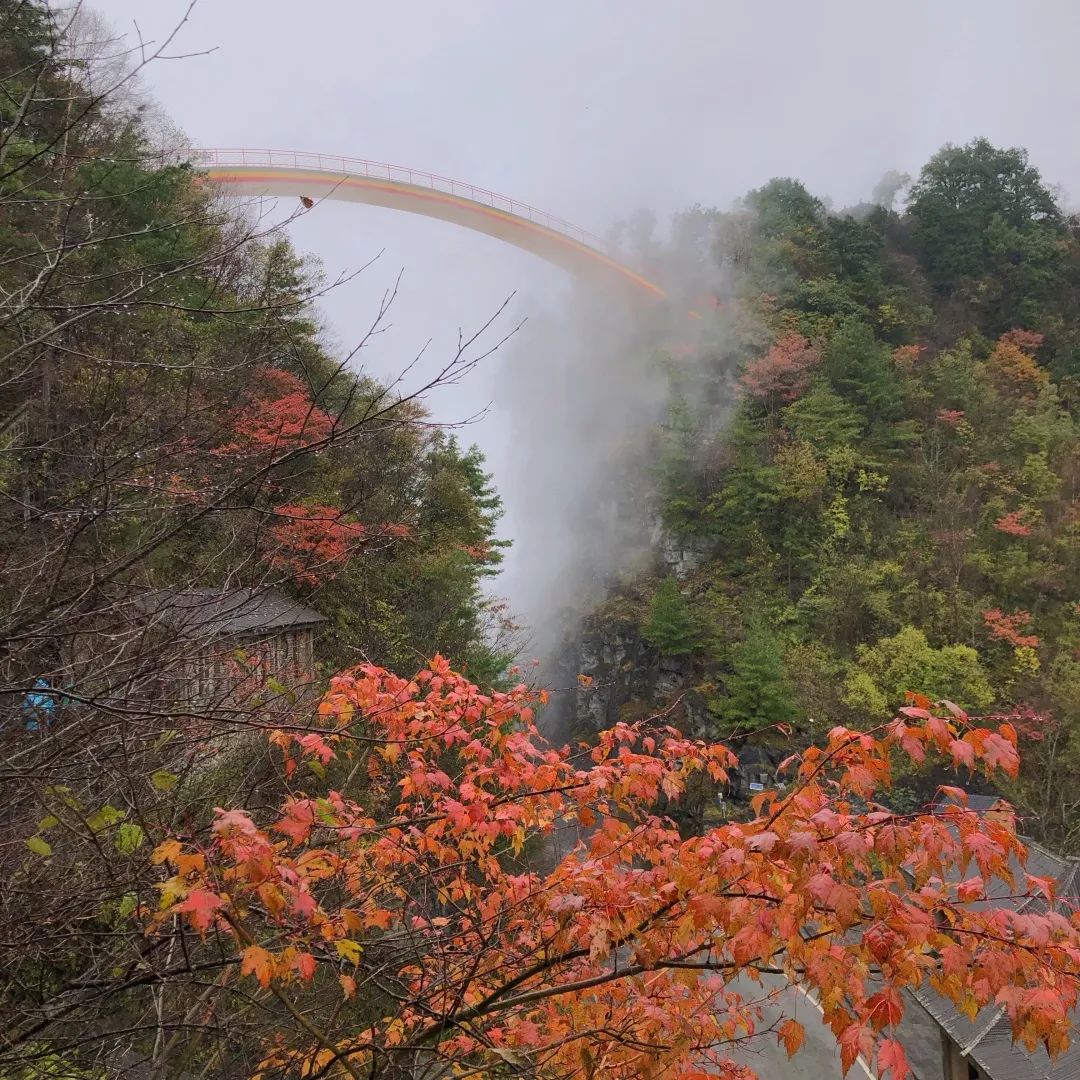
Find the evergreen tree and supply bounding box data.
[746,177,825,238]
[657,395,700,529]
[782,381,863,449]
[720,615,797,732]
[823,319,901,423]
[642,578,701,655]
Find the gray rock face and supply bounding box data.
[547,611,791,807]
[542,617,659,740]
[538,513,716,740]
[574,620,655,732]
[655,653,691,696]
[683,688,718,740]
[648,514,712,578]
[547,618,705,742]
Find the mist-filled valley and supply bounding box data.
[6,3,1080,1078]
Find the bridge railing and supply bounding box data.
[183,147,610,254]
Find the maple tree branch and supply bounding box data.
[404,897,684,1047]
[459,957,782,1016]
[219,912,363,1080]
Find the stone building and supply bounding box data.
[131,587,327,708]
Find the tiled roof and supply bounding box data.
[913,982,1078,1080]
[912,797,1080,1079]
[133,588,327,637]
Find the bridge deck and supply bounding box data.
[185,148,665,299]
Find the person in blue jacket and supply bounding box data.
[22,678,57,732]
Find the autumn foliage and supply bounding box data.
[987,329,1049,395]
[891,344,925,372]
[152,660,1080,1080]
[263,505,414,587]
[936,407,965,427]
[994,508,1034,537]
[984,608,1041,649]
[263,504,366,586]
[217,367,334,458]
[740,333,822,404]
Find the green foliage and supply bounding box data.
[637,138,1080,850]
[657,396,700,529]
[746,178,825,239]
[642,578,702,655]
[314,432,513,680]
[0,1044,103,1079]
[843,626,994,718]
[114,823,144,855]
[905,138,1071,334]
[24,835,52,857]
[907,138,1062,291]
[0,10,521,1068]
[717,614,798,734]
[822,319,901,423]
[0,4,511,687]
[783,382,864,449]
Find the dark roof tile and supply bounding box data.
[913,791,1080,1078]
[133,588,327,637]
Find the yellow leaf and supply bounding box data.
[156,875,189,909]
[25,835,52,857]
[491,1047,527,1066]
[335,938,363,964]
[258,882,286,918]
[151,770,178,791]
[115,823,144,854]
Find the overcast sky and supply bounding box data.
[93,0,1080,633]
[95,0,1080,381]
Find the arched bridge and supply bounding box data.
[186,148,665,301]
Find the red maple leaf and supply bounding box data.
[877,1038,911,1080]
[983,608,1039,648]
[217,368,333,458]
[993,510,1033,537]
[175,888,224,933]
[263,503,365,586]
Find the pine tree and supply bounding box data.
[823,319,901,422]
[782,381,863,450]
[721,616,797,732]
[643,578,701,655]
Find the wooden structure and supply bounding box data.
[130,588,327,709]
[61,587,327,716]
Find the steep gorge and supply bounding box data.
[528,145,1080,846]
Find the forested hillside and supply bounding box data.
[6,3,1080,1078]
[572,137,1080,850]
[0,1,510,689]
[1,5,510,1069]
